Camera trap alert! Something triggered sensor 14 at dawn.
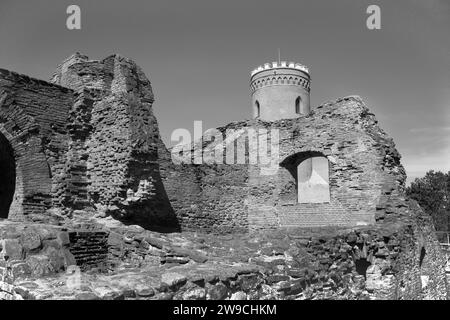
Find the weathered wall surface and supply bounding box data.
[0,69,75,221]
[0,53,406,234]
[0,222,75,299]
[0,221,113,300]
[161,96,406,233]
[50,53,177,230]
[68,230,109,271]
[0,54,176,230]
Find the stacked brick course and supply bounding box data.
[68,231,109,271]
[0,68,74,221]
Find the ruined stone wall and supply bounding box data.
[0,220,115,299]
[0,54,176,229]
[1,53,406,234]
[161,96,406,233]
[0,222,76,300]
[0,197,446,300]
[68,230,109,271]
[0,69,75,221]
[52,53,177,230]
[160,137,250,233]
[255,96,405,230]
[406,201,448,299]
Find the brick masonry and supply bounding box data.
[68,231,109,271]
[0,54,447,300]
[161,96,406,233]
[0,53,429,236]
[0,53,176,230]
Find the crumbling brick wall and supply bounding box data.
[0,54,176,230]
[0,53,434,242]
[160,96,406,233]
[68,230,109,271]
[50,53,177,230]
[0,69,75,221]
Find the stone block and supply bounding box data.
[135,285,155,298]
[266,274,290,284]
[11,262,32,280]
[75,292,100,300]
[207,283,228,300]
[0,292,14,300]
[0,282,15,293]
[25,255,53,277]
[1,239,23,261]
[230,291,247,300]
[61,248,77,267]
[181,288,206,300]
[56,232,70,246]
[161,272,187,288]
[20,232,42,251]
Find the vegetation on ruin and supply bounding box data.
[407,170,450,231]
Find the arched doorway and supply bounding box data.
[0,132,15,218]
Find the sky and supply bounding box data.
[0,0,449,185]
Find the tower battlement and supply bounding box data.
[250,61,309,77]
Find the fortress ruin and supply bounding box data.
[0,53,447,300]
[0,54,405,233]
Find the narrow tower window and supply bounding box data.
[255,100,260,118]
[295,96,301,114]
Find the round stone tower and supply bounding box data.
[250,61,310,121]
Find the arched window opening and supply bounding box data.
[280,151,330,204]
[295,96,301,114]
[255,100,260,118]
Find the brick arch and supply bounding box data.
[0,109,53,220]
[280,150,327,174]
[280,150,330,203]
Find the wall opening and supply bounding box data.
[295,96,301,114]
[419,246,426,268]
[0,133,16,219]
[280,151,330,204]
[255,100,260,118]
[355,258,371,279]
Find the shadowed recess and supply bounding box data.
[0,132,15,218]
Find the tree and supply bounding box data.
[406,170,450,231]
